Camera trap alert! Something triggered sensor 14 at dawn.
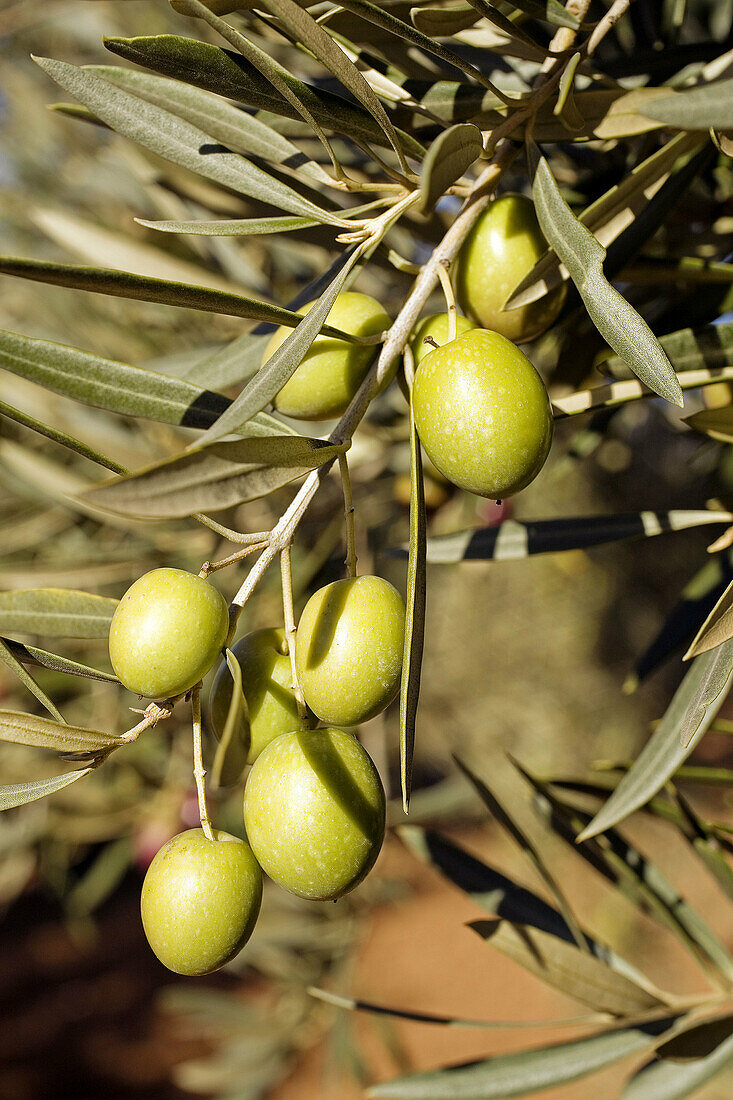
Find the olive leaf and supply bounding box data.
[210,648,250,789]
[0,589,118,638]
[507,133,703,310]
[0,327,295,438]
[0,710,122,753]
[0,640,66,724]
[578,641,733,841]
[469,920,662,1016]
[85,437,343,518]
[137,216,320,237]
[410,5,480,36]
[530,150,682,407]
[684,579,733,660]
[0,768,95,812]
[639,77,733,131]
[87,63,334,186]
[33,57,347,226]
[1,638,118,683]
[104,35,426,157]
[193,245,363,446]
[368,1019,681,1099]
[685,404,733,444]
[0,399,125,475]
[507,0,582,28]
[400,405,427,813]
[622,1028,733,1100]
[416,510,732,565]
[418,124,483,214]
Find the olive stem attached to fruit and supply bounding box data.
[435,260,458,343]
[338,451,358,579]
[120,700,173,744]
[191,684,214,842]
[280,545,309,726]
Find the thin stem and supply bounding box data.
[436,259,458,342]
[199,540,269,578]
[193,515,272,546]
[120,700,172,744]
[338,451,357,578]
[280,545,308,725]
[191,684,214,841]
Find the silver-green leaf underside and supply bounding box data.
[0,710,122,753]
[0,768,94,812]
[86,436,342,518]
[622,1027,733,1100]
[0,640,66,724]
[418,124,483,213]
[0,589,118,638]
[531,153,682,406]
[578,640,733,841]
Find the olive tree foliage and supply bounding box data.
[3,0,733,1095]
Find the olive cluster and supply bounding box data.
[109,570,401,976]
[107,194,558,977]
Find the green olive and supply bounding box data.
[209,627,317,782]
[453,193,566,343]
[140,828,262,975]
[243,727,385,900]
[412,328,553,498]
[264,291,392,420]
[109,568,229,699]
[295,575,405,726]
[408,312,476,366]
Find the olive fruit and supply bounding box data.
[295,575,405,726]
[453,193,566,343]
[408,312,476,366]
[209,627,317,780]
[140,828,262,975]
[243,727,385,900]
[412,328,553,499]
[109,568,229,699]
[264,291,392,420]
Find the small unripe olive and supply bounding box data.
[295,575,405,727]
[140,828,262,975]
[264,291,392,420]
[109,568,229,699]
[408,312,476,366]
[453,193,566,343]
[243,727,385,900]
[209,627,316,781]
[412,328,553,499]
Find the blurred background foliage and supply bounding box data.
[3,1,733,1097]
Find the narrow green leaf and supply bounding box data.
[640,78,733,131]
[685,579,733,659]
[181,332,269,392]
[508,0,581,28]
[400,826,662,996]
[104,34,425,158]
[87,63,333,186]
[400,406,426,813]
[86,437,343,518]
[0,327,297,437]
[33,57,345,225]
[368,1021,679,1099]
[195,246,363,446]
[255,0,409,168]
[623,1029,733,1100]
[453,754,589,953]
[578,641,733,841]
[685,404,733,444]
[0,589,117,638]
[469,919,661,1016]
[530,152,682,406]
[1,637,118,683]
[0,768,94,811]
[137,216,320,237]
[507,134,703,310]
[410,6,480,36]
[210,647,250,788]
[418,124,482,213]
[0,710,121,753]
[0,640,66,723]
[0,257,336,330]
[418,511,732,564]
[655,1013,733,1060]
[0,398,125,475]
